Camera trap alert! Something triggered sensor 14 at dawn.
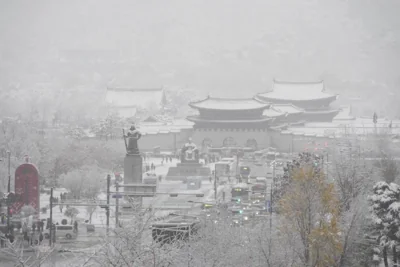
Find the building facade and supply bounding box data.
[138,80,342,153]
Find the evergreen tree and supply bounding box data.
[369,181,400,266]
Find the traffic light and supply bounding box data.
[195,194,204,197]
[169,194,178,197]
[239,210,243,214]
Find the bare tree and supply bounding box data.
[332,153,373,211]
[0,238,54,267]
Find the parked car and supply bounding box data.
[43,225,77,240]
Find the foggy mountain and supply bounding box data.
[0,0,399,113]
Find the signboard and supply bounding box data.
[124,184,157,197]
[14,163,40,216]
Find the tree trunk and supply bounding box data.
[383,246,388,267]
[393,246,397,267]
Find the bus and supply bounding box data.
[151,216,200,244]
[231,183,250,202]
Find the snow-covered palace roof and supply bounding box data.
[189,96,269,111]
[105,87,166,110]
[257,80,338,102]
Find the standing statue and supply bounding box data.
[123,125,142,155]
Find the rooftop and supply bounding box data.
[263,106,287,118]
[105,87,166,110]
[333,106,356,121]
[257,80,337,102]
[189,96,269,111]
[186,116,274,124]
[271,104,305,114]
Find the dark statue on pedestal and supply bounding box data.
[123,125,142,155]
[180,138,199,163]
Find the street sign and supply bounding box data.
[112,194,123,199]
[123,184,157,197]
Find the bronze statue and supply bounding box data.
[181,138,199,163]
[123,125,142,155]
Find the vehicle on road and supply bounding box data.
[151,216,200,244]
[44,225,77,240]
[231,183,249,202]
[143,173,158,184]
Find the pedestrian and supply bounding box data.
[32,223,36,232]
[74,221,78,232]
[39,232,43,244]
[151,163,155,171]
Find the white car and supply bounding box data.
[44,225,77,240]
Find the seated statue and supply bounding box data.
[123,125,142,155]
[181,138,199,163]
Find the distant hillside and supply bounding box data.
[0,0,399,116]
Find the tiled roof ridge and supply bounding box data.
[107,87,163,92]
[191,95,266,103]
[271,103,305,112]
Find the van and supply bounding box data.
[44,225,77,240]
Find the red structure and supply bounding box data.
[13,163,40,215]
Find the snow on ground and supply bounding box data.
[39,157,216,228]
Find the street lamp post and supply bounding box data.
[6,151,11,234]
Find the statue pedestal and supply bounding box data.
[124,154,143,208]
[124,154,143,184]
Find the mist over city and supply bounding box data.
[0,1,400,266]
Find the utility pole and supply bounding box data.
[49,187,53,246]
[214,165,217,200]
[106,174,111,234]
[270,163,274,228]
[115,182,119,228]
[6,151,11,234]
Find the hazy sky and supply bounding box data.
[0,0,399,97]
